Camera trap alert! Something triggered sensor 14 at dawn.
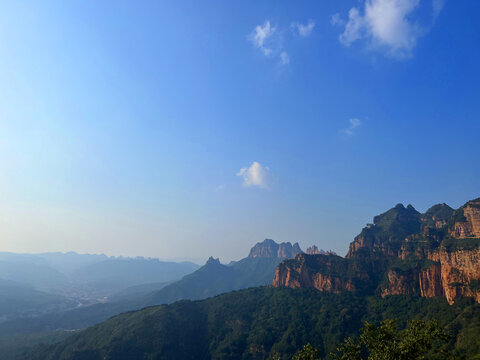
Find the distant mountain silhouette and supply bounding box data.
[248,239,302,258]
[144,240,301,306]
[0,239,300,350]
[71,258,199,298]
[0,252,200,300]
[0,279,75,322]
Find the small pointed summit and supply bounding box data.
[206,256,220,265]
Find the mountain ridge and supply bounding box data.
[273,198,480,305]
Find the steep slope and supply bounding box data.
[143,257,236,305]
[273,198,480,305]
[449,198,480,238]
[24,287,480,360]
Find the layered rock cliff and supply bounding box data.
[272,254,356,292]
[449,199,480,238]
[273,198,480,304]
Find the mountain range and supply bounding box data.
[18,197,480,360]
[0,252,199,300]
[0,239,311,359]
[143,239,302,306]
[2,197,480,359]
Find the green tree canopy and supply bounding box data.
[331,319,451,360]
[293,343,321,360]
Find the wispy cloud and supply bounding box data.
[249,21,276,56]
[432,0,445,21]
[280,51,290,65]
[291,20,315,37]
[237,162,270,189]
[330,13,345,27]
[333,0,444,59]
[249,19,315,66]
[342,118,362,136]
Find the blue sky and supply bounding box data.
[0,0,479,262]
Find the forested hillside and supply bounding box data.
[24,287,480,360]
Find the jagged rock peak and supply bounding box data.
[306,245,321,255]
[305,245,337,256]
[248,239,302,259]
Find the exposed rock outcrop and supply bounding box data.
[272,253,355,293]
[305,246,322,255]
[418,263,443,298]
[248,239,302,259]
[449,199,480,238]
[273,197,480,305]
[428,247,480,304]
[305,246,337,256]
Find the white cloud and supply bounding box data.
[336,0,443,59]
[342,118,362,136]
[291,20,315,37]
[236,162,270,189]
[330,13,345,26]
[280,51,290,65]
[249,21,276,56]
[340,8,365,46]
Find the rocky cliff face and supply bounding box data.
[418,263,443,298]
[427,248,480,304]
[273,198,480,305]
[449,199,480,238]
[272,253,356,293]
[248,239,302,259]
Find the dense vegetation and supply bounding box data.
[291,320,452,359]
[0,256,284,359]
[24,287,480,360]
[331,319,451,360]
[5,200,480,359]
